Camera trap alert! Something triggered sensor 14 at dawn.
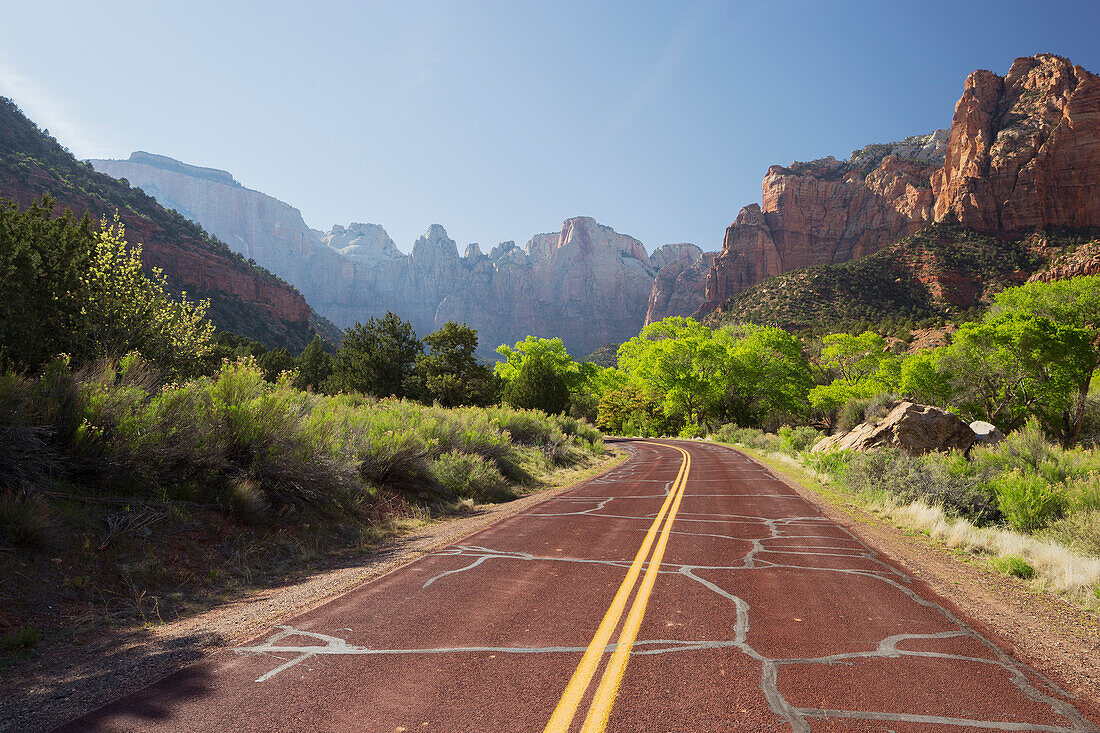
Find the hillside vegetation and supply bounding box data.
[0,204,608,664]
[714,224,1096,335]
[0,97,336,350]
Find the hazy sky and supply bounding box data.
[1,1,1098,252]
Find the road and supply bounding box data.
[62,440,1098,732]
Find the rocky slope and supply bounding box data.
[0,99,321,350]
[699,54,1100,316]
[90,152,715,357]
[712,224,1084,332]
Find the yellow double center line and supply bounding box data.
[544,442,691,733]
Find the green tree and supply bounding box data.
[990,277,1100,445]
[808,331,899,421]
[939,312,1095,443]
[332,312,422,397]
[495,336,587,390]
[502,353,570,414]
[293,335,334,392]
[718,325,813,425]
[415,321,498,407]
[617,317,726,428]
[0,196,94,371]
[899,349,954,406]
[72,213,215,376]
[258,347,296,382]
[596,384,669,436]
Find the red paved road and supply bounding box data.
[60,440,1099,732]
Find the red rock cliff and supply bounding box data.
[698,131,947,314]
[932,54,1100,233]
[699,54,1100,316]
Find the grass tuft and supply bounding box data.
[991,554,1037,580]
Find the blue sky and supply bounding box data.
[1,1,1098,253]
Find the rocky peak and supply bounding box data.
[524,233,557,260]
[933,54,1100,232]
[556,216,650,266]
[463,242,485,260]
[650,242,703,271]
[411,224,460,261]
[322,222,401,264]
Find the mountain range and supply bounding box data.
[3,53,1098,359]
[90,153,711,358]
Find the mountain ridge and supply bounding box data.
[0,97,325,351]
[89,154,715,357]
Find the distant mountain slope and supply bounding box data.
[0,97,325,351]
[713,224,1097,332]
[89,151,715,357]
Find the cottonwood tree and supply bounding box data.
[989,277,1100,445]
[938,312,1094,444]
[617,317,725,429]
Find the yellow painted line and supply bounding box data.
[580,445,690,732]
[544,442,690,733]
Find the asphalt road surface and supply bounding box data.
[62,440,1099,732]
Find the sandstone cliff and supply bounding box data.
[932,54,1100,233]
[699,131,948,314]
[700,54,1100,317]
[87,152,714,360]
[645,250,714,325]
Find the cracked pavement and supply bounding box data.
[61,440,1100,732]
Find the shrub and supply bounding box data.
[357,431,432,499]
[1,625,40,651]
[0,371,62,495]
[778,425,824,454]
[836,393,897,433]
[678,424,704,439]
[1045,510,1100,557]
[429,451,514,503]
[991,470,1065,532]
[803,450,851,478]
[0,492,52,548]
[991,555,1036,580]
[843,449,1000,524]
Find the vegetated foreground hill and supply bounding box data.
[697,54,1100,317]
[90,153,716,358]
[0,98,333,351]
[715,224,1100,332]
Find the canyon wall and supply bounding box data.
[699,131,948,314]
[700,54,1100,316]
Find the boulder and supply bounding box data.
[811,401,976,456]
[970,421,1005,446]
